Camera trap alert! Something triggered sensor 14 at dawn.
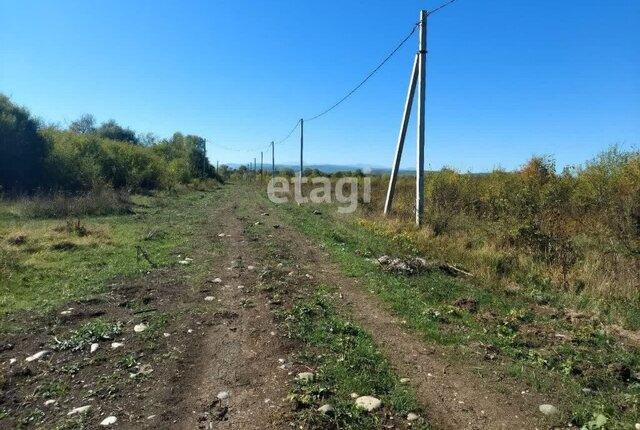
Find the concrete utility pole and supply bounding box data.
[260,151,263,176]
[416,9,427,227]
[271,141,275,179]
[202,139,207,178]
[384,9,428,227]
[384,53,418,216]
[299,119,304,178]
[254,157,257,173]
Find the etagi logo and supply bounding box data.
[267,174,371,214]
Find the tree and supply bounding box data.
[0,94,49,192]
[97,119,139,144]
[69,114,96,134]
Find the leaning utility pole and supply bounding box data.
[384,9,428,227]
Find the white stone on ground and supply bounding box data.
[134,323,148,333]
[9,358,17,365]
[44,400,56,406]
[111,342,124,349]
[212,278,222,283]
[318,404,334,415]
[217,391,230,400]
[350,393,359,399]
[163,333,170,338]
[355,396,381,412]
[90,343,99,353]
[400,377,410,383]
[100,416,117,426]
[296,372,315,382]
[407,413,419,421]
[538,404,559,416]
[25,350,50,362]
[204,296,215,301]
[67,405,91,415]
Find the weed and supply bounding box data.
[53,319,123,351]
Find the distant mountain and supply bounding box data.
[224,163,415,175]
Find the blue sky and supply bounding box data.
[1,0,638,171]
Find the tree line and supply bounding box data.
[0,94,216,195]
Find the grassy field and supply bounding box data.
[0,188,222,330]
[269,194,640,429]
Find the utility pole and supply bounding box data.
[202,139,207,178]
[271,141,275,179]
[299,119,304,178]
[384,9,428,227]
[260,151,263,177]
[416,9,427,227]
[254,157,257,173]
[384,54,418,216]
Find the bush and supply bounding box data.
[18,189,132,218]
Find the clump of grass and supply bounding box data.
[18,189,132,218]
[53,319,123,351]
[284,289,426,429]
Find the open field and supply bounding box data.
[2,182,638,429]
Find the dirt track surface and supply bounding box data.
[1,186,560,429]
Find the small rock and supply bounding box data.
[407,413,419,421]
[163,333,171,338]
[134,323,148,333]
[204,296,215,301]
[100,416,117,426]
[539,404,559,416]
[212,278,223,283]
[9,358,17,365]
[318,404,335,415]
[111,342,124,349]
[60,310,72,316]
[218,233,226,237]
[635,424,640,430]
[312,209,322,215]
[25,350,50,362]
[67,405,91,415]
[44,400,57,406]
[296,372,315,382]
[582,387,593,394]
[247,265,256,270]
[138,364,153,375]
[217,391,230,400]
[90,343,99,353]
[355,396,381,412]
[187,329,193,333]
[261,212,269,216]
[400,378,410,384]
[254,221,262,226]
[178,260,191,265]
[350,393,359,399]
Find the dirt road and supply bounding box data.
[1,186,558,429]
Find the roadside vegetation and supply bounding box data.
[272,180,640,428]
[1,94,217,198]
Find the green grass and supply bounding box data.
[0,188,223,330]
[284,288,427,429]
[269,197,640,429]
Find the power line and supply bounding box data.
[428,0,457,16]
[303,23,418,123]
[274,119,301,145]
